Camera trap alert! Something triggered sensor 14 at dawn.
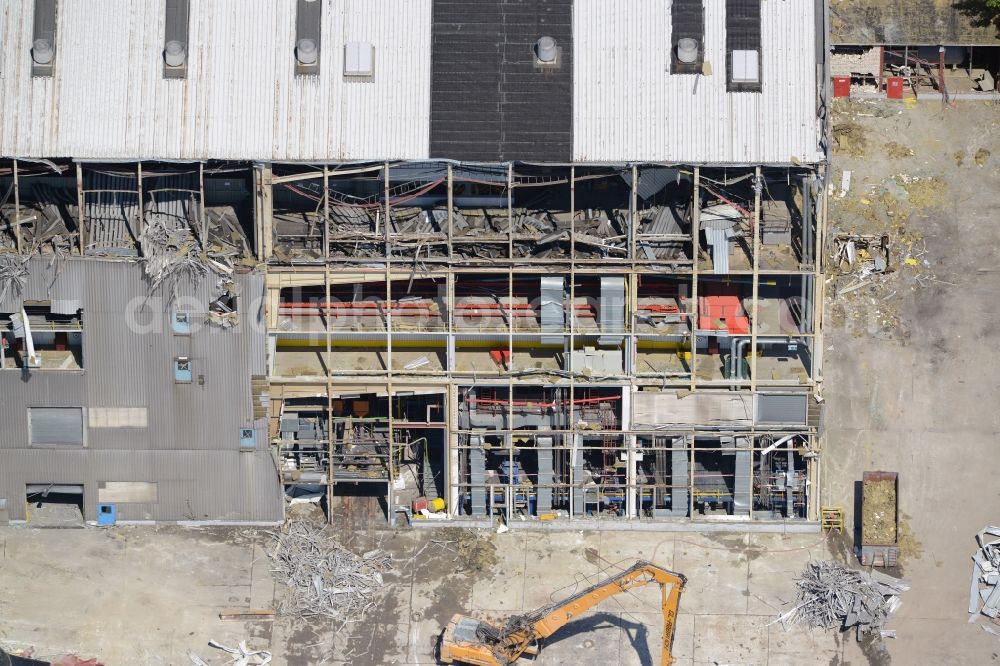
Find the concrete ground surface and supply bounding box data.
[822,97,1000,665]
[1,523,863,665]
[3,99,1000,665]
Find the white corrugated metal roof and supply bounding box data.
[573,0,824,164]
[0,0,431,161]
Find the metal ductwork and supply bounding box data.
[540,276,565,345]
[598,276,625,346]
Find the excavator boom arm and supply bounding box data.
[495,561,686,664]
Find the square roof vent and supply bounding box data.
[731,50,759,83]
[344,41,374,79]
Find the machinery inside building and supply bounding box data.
[0,0,828,526]
[263,162,825,524]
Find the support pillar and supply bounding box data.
[733,436,752,516]
[672,438,689,517]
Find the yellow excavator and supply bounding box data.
[439,560,686,666]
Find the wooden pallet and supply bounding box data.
[821,505,844,532]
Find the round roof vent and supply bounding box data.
[535,36,558,64]
[296,38,318,65]
[164,40,187,67]
[677,38,699,64]
[32,38,54,65]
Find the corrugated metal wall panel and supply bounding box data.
[573,0,822,164]
[0,449,282,521]
[28,407,85,445]
[0,0,431,161]
[0,258,280,521]
[755,393,808,425]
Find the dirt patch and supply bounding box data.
[858,630,892,666]
[954,149,966,166]
[833,120,869,158]
[825,528,854,564]
[883,141,913,159]
[975,148,991,166]
[433,528,498,573]
[862,479,897,545]
[705,533,765,560]
[901,176,946,209]
[896,513,924,566]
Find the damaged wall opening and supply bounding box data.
[2,302,83,370]
[260,161,825,526]
[25,483,85,525]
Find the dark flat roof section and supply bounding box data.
[431,0,573,163]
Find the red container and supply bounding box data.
[833,76,851,98]
[886,76,904,99]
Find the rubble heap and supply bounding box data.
[969,526,1000,620]
[267,522,393,624]
[781,561,908,639]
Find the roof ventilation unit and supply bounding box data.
[534,36,560,67]
[164,40,186,67]
[295,0,322,76]
[31,0,57,77]
[296,39,318,65]
[163,0,189,79]
[32,39,54,65]
[344,41,374,79]
[676,38,699,64]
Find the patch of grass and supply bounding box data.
[883,141,913,159]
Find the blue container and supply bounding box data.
[97,503,116,526]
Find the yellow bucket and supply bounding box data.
[429,497,446,512]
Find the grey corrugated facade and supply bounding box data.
[0,258,282,523]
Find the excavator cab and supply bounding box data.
[440,614,538,665]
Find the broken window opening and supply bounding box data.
[208,278,240,328]
[174,356,193,383]
[1,302,83,370]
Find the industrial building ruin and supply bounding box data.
[829,0,1000,99]
[0,0,830,526]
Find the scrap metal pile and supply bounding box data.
[138,203,249,298]
[267,522,392,623]
[780,561,908,639]
[0,253,30,304]
[138,210,210,296]
[969,526,1000,620]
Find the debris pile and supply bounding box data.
[862,477,898,545]
[139,205,248,299]
[267,522,393,623]
[780,561,908,639]
[188,640,271,666]
[451,528,499,572]
[0,253,30,303]
[207,278,240,328]
[832,120,869,158]
[969,526,1000,620]
[138,212,209,297]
